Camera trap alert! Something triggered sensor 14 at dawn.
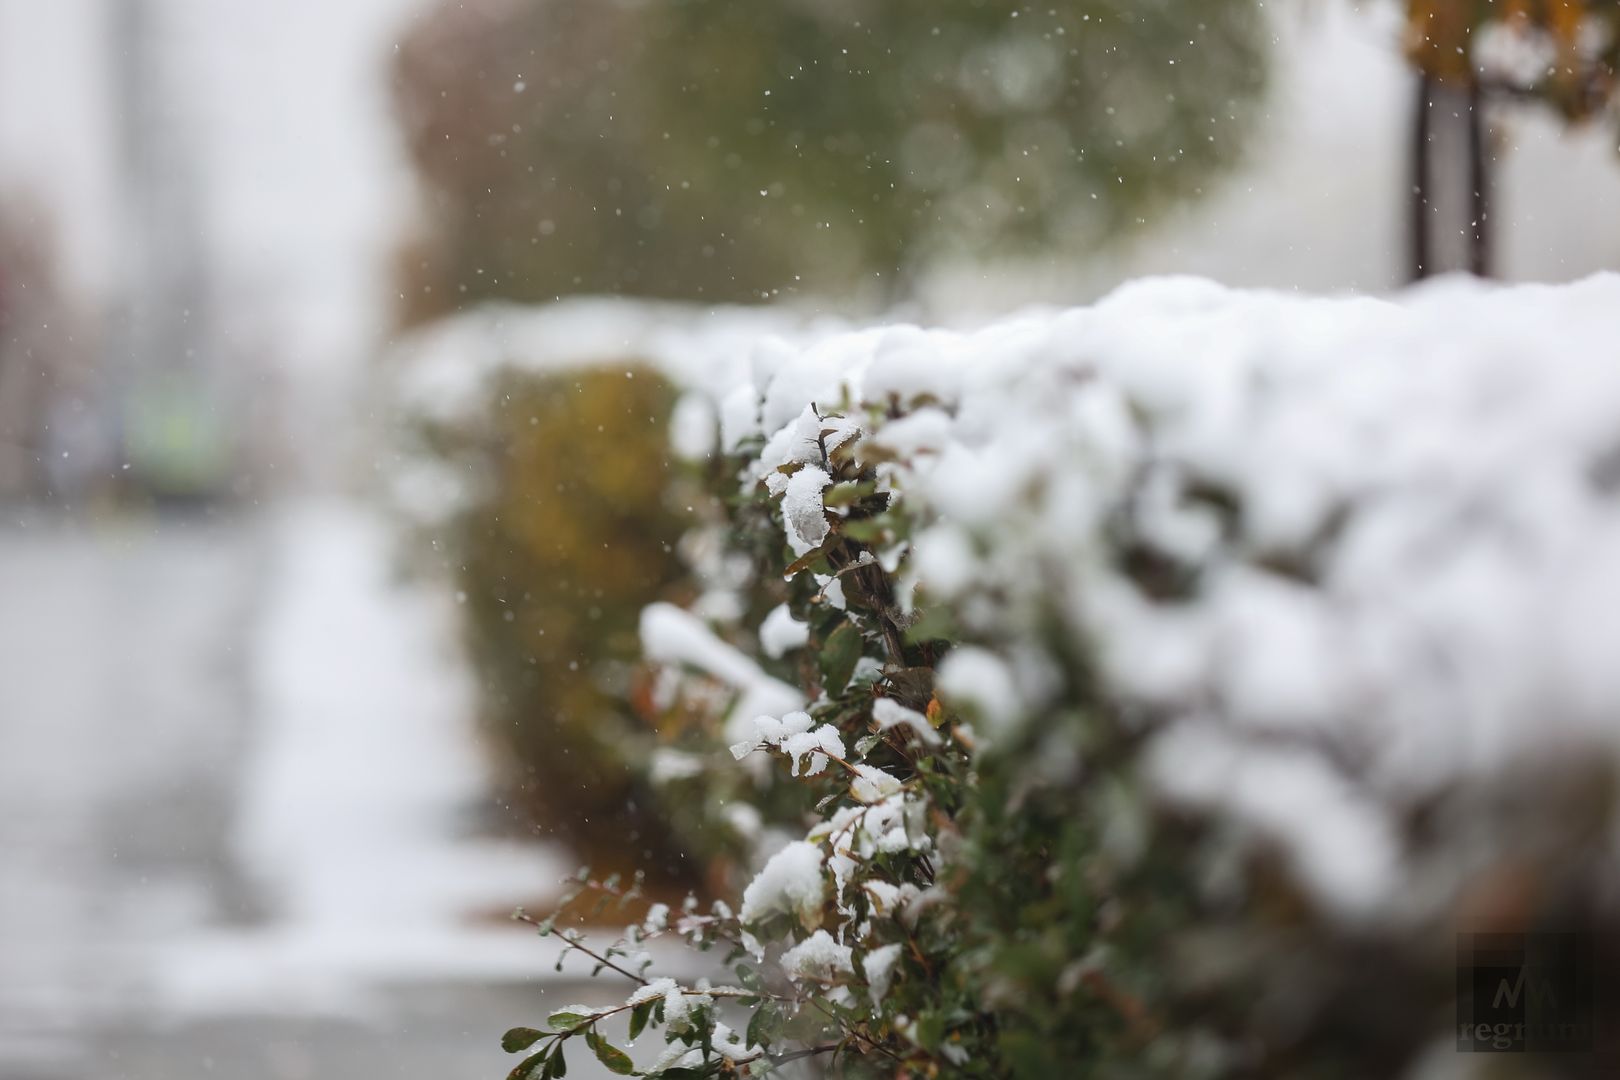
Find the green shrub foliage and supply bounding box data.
[496,377,1220,1077]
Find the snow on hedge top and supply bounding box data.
[682,275,1620,755]
[398,274,1620,916]
[391,297,843,427]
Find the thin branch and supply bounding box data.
[514,911,650,986]
[731,1041,842,1067]
[807,998,907,1065]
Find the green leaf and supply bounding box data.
[823,480,876,507]
[782,1002,835,1044]
[502,1027,548,1053]
[782,539,834,579]
[745,1001,781,1051]
[628,1000,653,1041]
[904,604,960,645]
[506,1050,550,1080]
[819,622,863,695]
[546,1009,591,1030]
[585,1029,636,1075]
[917,1010,946,1048]
[842,513,903,543]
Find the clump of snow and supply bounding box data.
[729,712,847,776]
[778,724,846,777]
[850,764,903,804]
[780,465,833,554]
[756,405,862,479]
[759,603,810,658]
[669,392,718,461]
[728,710,813,760]
[872,697,941,747]
[780,929,854,982]
[863,943,904,1005]
[660,983,713,1034]
[626,976,679,1006]
[640,603,803,742]
[642,903,670,934]
[935,648,1022,736]
[722,802,762,842]
[739,840,826,928]
[1146,723,1403,920]
[648,748,704,784]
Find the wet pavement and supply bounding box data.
[0,507,611,1080]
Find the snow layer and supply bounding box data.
[398,272,1620,922]
[736,274,1620,919]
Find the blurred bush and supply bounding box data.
[416,363,704,882]
[392,0,1267,315]
[392,299,857,897]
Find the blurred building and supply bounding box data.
[0,0,426,502]
[0,2,111,498]
[110,0,233,501]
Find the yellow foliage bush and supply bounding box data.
[436,366,697,882]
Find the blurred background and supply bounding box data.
[1,1,1617,1077]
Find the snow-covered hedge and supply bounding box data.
[396,275,1620,1077]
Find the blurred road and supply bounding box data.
[0,507,605,1080]
[0,509,260,1073]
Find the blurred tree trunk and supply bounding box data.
[1409,73,1433,281]
[1466,79,1491,277]
[1409,73,1492,281]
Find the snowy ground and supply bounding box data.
[0,501,624,1079]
